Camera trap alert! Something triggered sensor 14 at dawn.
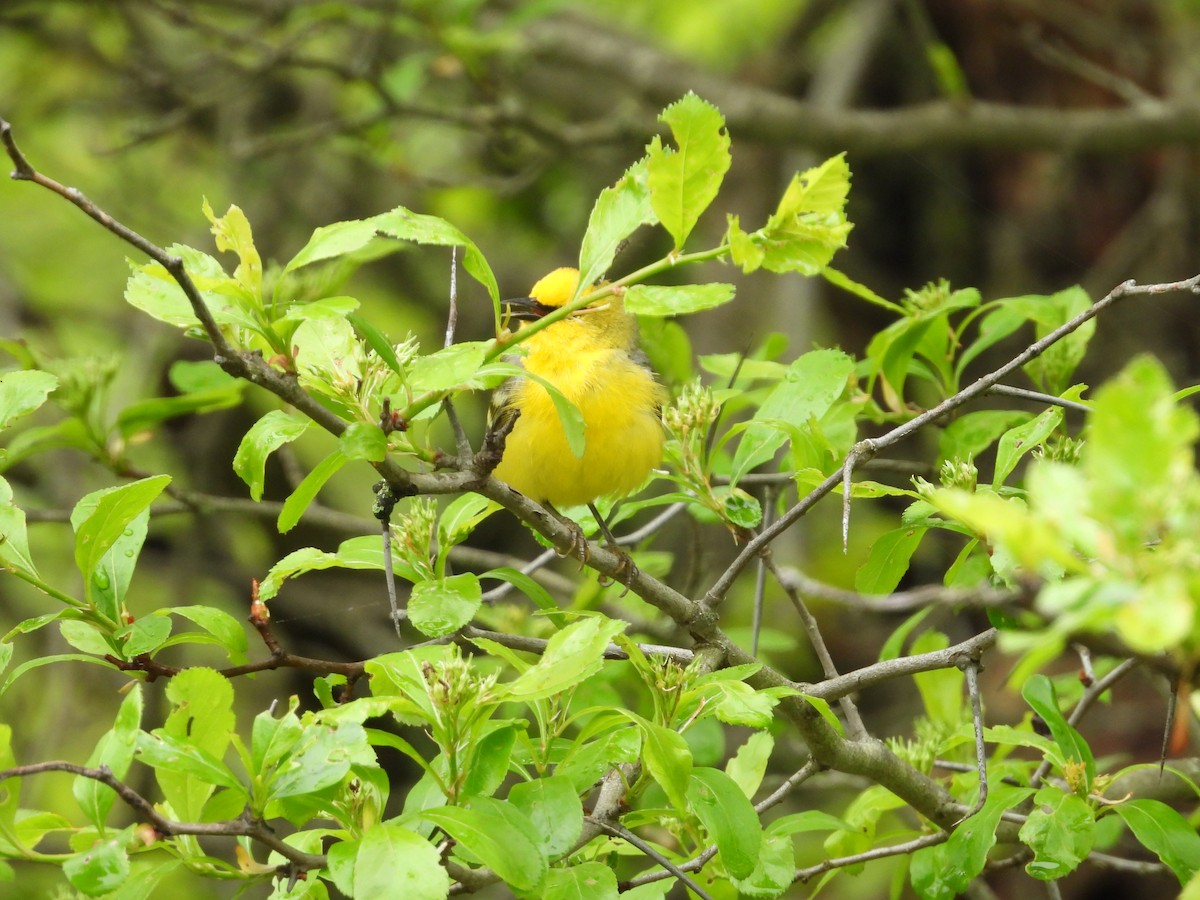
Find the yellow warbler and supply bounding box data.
[491,267,665,512]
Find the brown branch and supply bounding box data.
[526,16,1200,156]
[0,761,326,872]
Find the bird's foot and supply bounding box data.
[546,503,590,568]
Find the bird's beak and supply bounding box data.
[502,296,550,322]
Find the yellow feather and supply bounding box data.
[493,268,665,507]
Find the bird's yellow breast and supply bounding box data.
[493,313,665,508]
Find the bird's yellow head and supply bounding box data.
[529,267,581,308]
[503,266,632,344]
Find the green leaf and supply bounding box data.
[730,348,853,482]
[1019,785,1095,880]
[910,783,1033,898]
[0,475,38,577]
[754,154,853,275]
[265,721,373,802]
[75,685,142,830]
[408,341,490,393]
[277,450,348,533]
[421,797,547,891]
[645,92,731,250]
[639,719,692,812]
[1022,675,1095,790]
[259,535,417,602]
[407,573,482,638]
[1085,355,1197,551]
[503,617,626,702]
[373,207,499,304]
[725,731,773,799]
[350,823,450,900]
[541,862,619,900]
[855,527,927,594]
[624,283,736,317]
[992,406,1062,488]
[124,245,242,330]
[578,158,655,290]
[98,859,181,900]
[687,767,762,879]
[0,370,58,431]
[72,476,170,616]
[938,410,1031,465]
[120,615,172,658]
[822,267,903,313]
[233,410,311,501]
[461,724,517,801]
[116,384,245,439]
[159,667,238,819]
[63,836,130,896]
[339,422,387,462]
[168,605,249,665]
[1115,798,1200,884]
[204,200,263,299]
[508,775,584,860]
[134,731,243,790]
[555,726,641,793]
[911,630,962,727]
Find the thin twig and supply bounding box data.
[442,246,473,460]
[755,760,821,813]
[954,661,989,824]
[795,830,949,882]
[985,383,1090,413]
[767,556,868,740]
[752,485,774,656]
[776,566,1023,613]
[803,629,997,703]
[589,819,715,900]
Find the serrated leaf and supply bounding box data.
[579,159,655,289]
[638,718,692,811]
[204,200,263,299]
[0,369,58,431]
[624,283,735,317]
[74,685,142,831]
[1019,785,1095,880]
[503,617,626,701]
[542,862,619,900]
[407,573,482,638]
[0,475,37,577]
[63,836,130,896]
[646,92,731,250]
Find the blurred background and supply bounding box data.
[2,1,1198,897]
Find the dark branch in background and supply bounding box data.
[0,762,326,872]
[525,16,1200,156]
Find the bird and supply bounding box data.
[490,267,665,567]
